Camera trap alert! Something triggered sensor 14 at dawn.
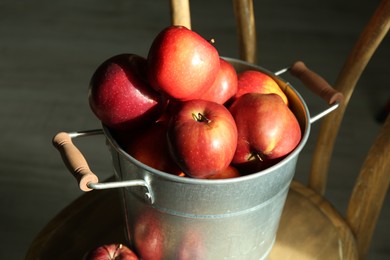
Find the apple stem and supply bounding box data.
[112,244,123,259]
[255,153,264,162]
[192,112,211,124]
[248,152,264,162]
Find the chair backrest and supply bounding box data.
[309,0,390,195]
[169,0,390,258]
[170,0,257,63]
[309,3,390,257]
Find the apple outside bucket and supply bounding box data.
[53,58,343,259]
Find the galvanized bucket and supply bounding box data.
[54,57,342,259]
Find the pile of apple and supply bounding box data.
[89,25,302,179]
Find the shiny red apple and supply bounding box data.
[124,121,182,176]
[232,70,288,105]
[84,243,138,260]
[147,26,220,101]
[229,93,301,173]
[89,53,164,130]
[207,165,241,179]
[167,99,238,178]
[199,58,238,104]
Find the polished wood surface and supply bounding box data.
[25,181,358,260]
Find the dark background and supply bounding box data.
[0,0,388,259]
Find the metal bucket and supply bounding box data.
[54,58,342,259]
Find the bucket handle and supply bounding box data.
[275,61,344,124]
[52,130,154,203]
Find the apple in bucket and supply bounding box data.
[147,26,220,101]
[198,57,238,105]
[207,165,241,179]
[229,93,301,173]
[167,99,238,178]
[232,70,288,105]
[88,53,164,130]
[124,120,182,176]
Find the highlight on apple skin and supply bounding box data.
[88,53,164,131]
[229,93,301,174]
[147,26,220,101]
[167,99,238,179]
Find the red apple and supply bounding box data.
[229,93,301,173]
[84,243,138,260]
[124,121,182,176]
[89,53,164,130]
[199,58,238,104]
[232,70,288,105]
[134,210,164,260]
[147,26,220,101]
[167,99,238,178]
[207,165,241,179]
[156,99,182,122]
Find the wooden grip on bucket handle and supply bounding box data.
[52,130,154,202]
[52,131,100,191]
[289,61,344,105]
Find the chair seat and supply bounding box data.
[26,181,358,260]
[269,181,358,259]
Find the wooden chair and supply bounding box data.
[223,0,390,259]
[26,0,389,259]
[272,0,390,258]
[171,1,390,257]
